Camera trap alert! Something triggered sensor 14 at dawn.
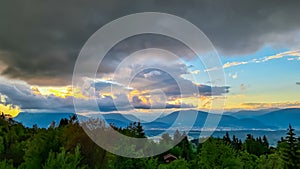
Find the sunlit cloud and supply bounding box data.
[0,93,20,117]
[218,49,300,70]
[229,72,238,79]
[31,86,41,95]
[191,70,200,74]
[241,102,300,109]
[33,86,87,99]
[262,49,300,62]
[0,104,20,117]
[223,61,248,69]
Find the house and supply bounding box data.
[163,153,178,163]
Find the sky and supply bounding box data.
[0,0,299,118]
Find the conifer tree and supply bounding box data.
[281,124,299,169]
[262,135,269,148]
[223,132,231,144]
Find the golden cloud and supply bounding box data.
[32,86,87,99]
[0,104,21,118]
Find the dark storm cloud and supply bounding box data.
[98,34,196,74]
[0,0,300,85]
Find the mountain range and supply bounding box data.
[13,108,300,130]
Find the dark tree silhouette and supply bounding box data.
[281,124,299,169]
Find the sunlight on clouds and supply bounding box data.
[129,90,145,100]
[198,96,212,109]
[167,97,183,106]
[31,86,41,95]
[241,102,300,109]
[0,94,21,117]
[224,94,250,110]
[224,93,300,110]
[191,70,200,74]
[32,86,87,99]
[0,104,21,117]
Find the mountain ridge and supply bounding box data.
[14,108,300,130]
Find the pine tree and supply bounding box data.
[262,135,270,154]
[281,124,299,169]
[223,132,231,144]
[136,122,145,138]
[173,129,182,144]
[262,135,269,148]
[161,133,172,144]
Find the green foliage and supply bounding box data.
[158,158,189,169]
[108,156,158,169]
[173,130,181,144]
[238,151,258,169]
[22,128,61,169]
[43,146,86,169]
[0,114,300,169]
[279,124,300,169]
[243,134,269,156]
[195,138,242,169]
[257,153,284,169]
[161,133,172,144]
[0,160,15,169]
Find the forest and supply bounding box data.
[0,113,300,169]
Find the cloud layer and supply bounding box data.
[1,0,300,85]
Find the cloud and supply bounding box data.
[213,49,300,70]
[0,75,212,113]
[203,67,219,72]
[1,0,300,85]
[0,104,20,117]
[0,77,123,112]
[241,102,300,109]
[240,84,248,91]
[0,60,8,74]
[223,61,248,69]
[133,103,195,109]
[229,72,238,79]
[262,49,300,62]
[127,68,230,97]
[232,73,237,79]
[0,78,76,111]
[191,70,200,75]
[144,70,162,78]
